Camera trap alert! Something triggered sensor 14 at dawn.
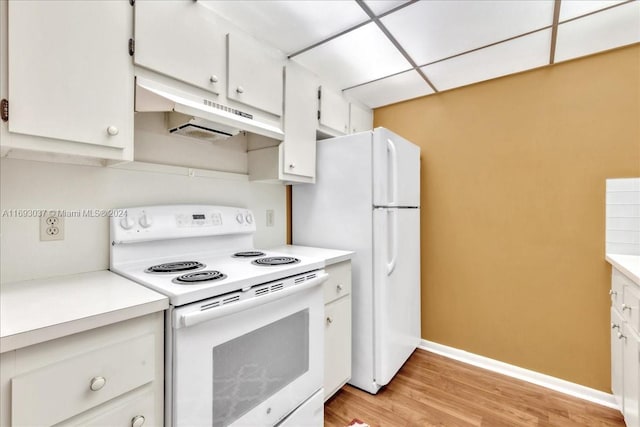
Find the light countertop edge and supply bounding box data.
[1,270,168,353]
[606,253,640,285]
[268,245,354,266]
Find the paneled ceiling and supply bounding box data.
[203,0,640,108]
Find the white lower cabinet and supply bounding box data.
[623,324,640,427]
[323,261,352,400]
[611,267,640,427]
[0,313,164,427]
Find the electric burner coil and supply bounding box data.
[145,261,205,274]
[172,270,227,284]
[251,257,300,266]
[232,251,266,258]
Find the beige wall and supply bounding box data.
[374,44,640,392]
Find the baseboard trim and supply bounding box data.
[419,339,619,410]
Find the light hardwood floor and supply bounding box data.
[324,349,625,427]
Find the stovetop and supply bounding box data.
[111,250,324,306]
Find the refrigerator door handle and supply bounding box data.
[387,138,398,206]
[387,209,398,275]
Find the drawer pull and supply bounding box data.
[609,290,617,296]
[106,126,119,136]
[326,316,333,325]
[131,415,146,427]
[89,376,106,391]
[209,75,219,83]
[618,332,627,340]
[336,284,343,292]
[622,304,632,312]
[611,323,620,330]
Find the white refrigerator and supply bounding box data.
[293,127,421,394]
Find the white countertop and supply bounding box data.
[606,254,640,285]
[268,245,354,266]
[0,270,168,353]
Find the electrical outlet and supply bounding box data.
[266,209,274,227]
[40,211,64,241]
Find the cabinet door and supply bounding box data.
[318,86,349,136]
[611,308,624,405]
[282,62,318,179]
[134,1,225,96]
[623,326,639,427]
[349,103,373,134]
[227,33,284,116]
[8,1,133,149]
[324,296,351,400]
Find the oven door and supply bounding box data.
[170,274,326,427]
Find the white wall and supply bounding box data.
[606,177,640,255]
[0,157,286,283]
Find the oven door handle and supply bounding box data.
[176,273,329,328]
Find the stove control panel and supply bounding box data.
[176,211,223,227]
[110,205,256,244]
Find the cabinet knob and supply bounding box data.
[337,284,343,292]
[131,415,146,427]
[617,332,626,340]
[326,316,333,325]
[209,75,219,83]
[622,304,632,312]
[107,126,119,136]
[236,86,244,94]
[289,163,295,169]
[611,322,620,330]
[89,376,106,391]
[609,290,617,296]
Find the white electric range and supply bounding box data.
[110,205,327,427]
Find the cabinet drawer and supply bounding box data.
[324,261,352,305]
[623,282,640,335]
[611,268,627,311]
[324,296,351,400]
[57,387,155,427]
[12,334,155,427]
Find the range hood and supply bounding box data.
[135,77,284,141]
[167,113,240,143]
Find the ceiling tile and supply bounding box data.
[555,1,640,62]
[422,29,552,91]
[559,0,627,21]
[363,0,411,16]
[293,22,412,90]
[381,0,555,65]
[200,0,369,54]
[344,70,434,108]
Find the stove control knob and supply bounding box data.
[245,213,253,224]
[120,213,135,230]
[236,213,245,224]
[139,212,153,228]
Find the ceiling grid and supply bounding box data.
[203,0,640,108]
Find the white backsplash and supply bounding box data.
[606,177,640,256]
[0,157,286,283]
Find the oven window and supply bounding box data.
[211,309,309,427]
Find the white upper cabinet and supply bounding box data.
[282,61,318,180]
[5,0,133,161]
[349,103,374,134]
[134,1,225,97]
[227,33,285,117]
[318,86,349,137]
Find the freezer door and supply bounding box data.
[372,207,421,387]
[372,128,421,207]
